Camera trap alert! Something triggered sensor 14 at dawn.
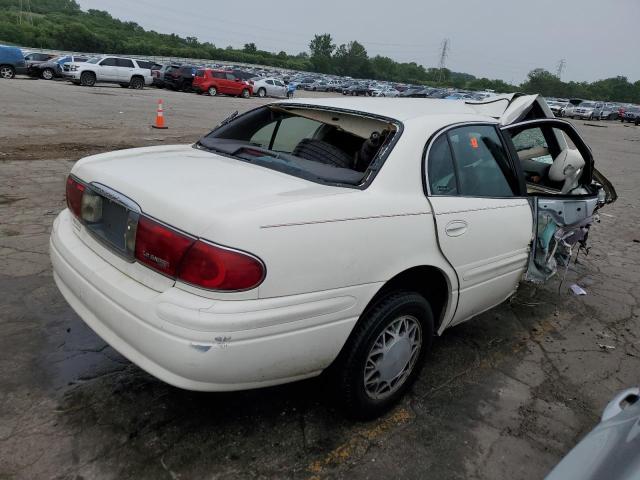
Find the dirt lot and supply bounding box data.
[1,77,640,480]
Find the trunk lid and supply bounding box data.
[72,144,341,238]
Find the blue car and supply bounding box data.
[0,45,27,79]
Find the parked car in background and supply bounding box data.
[370,86,399,97]
[546,387,640,480]
[309,80,332,92]
[545,99,569,117]
[29,55,88,80]
[0,45,26,79]
[152,64,173,88]
[23,51,54,68]
[594,103,619,120]
[51,94,615,420]
[572,101,600,120]
[296,77,316,90]
[164,65,197,91]
[622,106,640,125]
[192,69,253,98]
[251,77,286,98]
[343,83,371,96]
[67,56,152,89]
[229,69,254,82]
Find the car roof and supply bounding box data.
[272,96,512,122]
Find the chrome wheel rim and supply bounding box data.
[43,69,53,79]
[209,87,216,96]
[364,315,422,400]
[0,67,12,78]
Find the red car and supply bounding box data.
[192,69,253,98]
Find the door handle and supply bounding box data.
[445,220,468,237]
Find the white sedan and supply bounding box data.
[251,77,287,98]
[50,95,615,419]
[371,86,399,97]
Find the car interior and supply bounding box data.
[198,105,398,185]
[507,125,589,195]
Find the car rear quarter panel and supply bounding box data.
[194,119,466,321]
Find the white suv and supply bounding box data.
[68,56,152,89]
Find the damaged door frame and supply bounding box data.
[500,118,614,283]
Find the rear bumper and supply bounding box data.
[50,210,372,391]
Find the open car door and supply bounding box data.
[501,118,617,282]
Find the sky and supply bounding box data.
[76,0,640,84]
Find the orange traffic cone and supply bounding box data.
[152,99,168,129]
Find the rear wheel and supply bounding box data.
[208,86,217,96]
[130,76,144,89]
[0,65,15,79]
[257,87,266,97]
[80,71,96,87]
[332,292,433,419]
[41,68,54,80]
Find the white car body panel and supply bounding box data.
[51,96,604,391]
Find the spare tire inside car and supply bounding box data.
[292,138,354,169]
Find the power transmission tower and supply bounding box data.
[18,0,33,25]
[438,39,450,83]
[555,59,566,80]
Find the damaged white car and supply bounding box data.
[50,94,616,418]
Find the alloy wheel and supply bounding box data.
[0,66,14,79]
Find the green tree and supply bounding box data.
[243,42,257,53]
[309,33,335,73]
[333,41,371,78]
[521,68,564,97]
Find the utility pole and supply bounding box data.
[555,59,566,80]
[438,38,450,83]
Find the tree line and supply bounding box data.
[1,0,639,103]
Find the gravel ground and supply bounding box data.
[1,77,639,480]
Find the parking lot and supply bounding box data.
[1,77,640,479]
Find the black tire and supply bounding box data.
[635,119,639,126]
[241,88,250,99]
[292,138,354,169]
[257,87,266,97]
[41,68,55,80]
[130,76,144,89]
[332,292,433,419]
[0,65,15,79]
[208,86,217,96]
[80,71,96,87]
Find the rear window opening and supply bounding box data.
[196,105,400,187]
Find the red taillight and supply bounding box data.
[66,175,85,217]
[178,240,265,291]
[134,216,195,277]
